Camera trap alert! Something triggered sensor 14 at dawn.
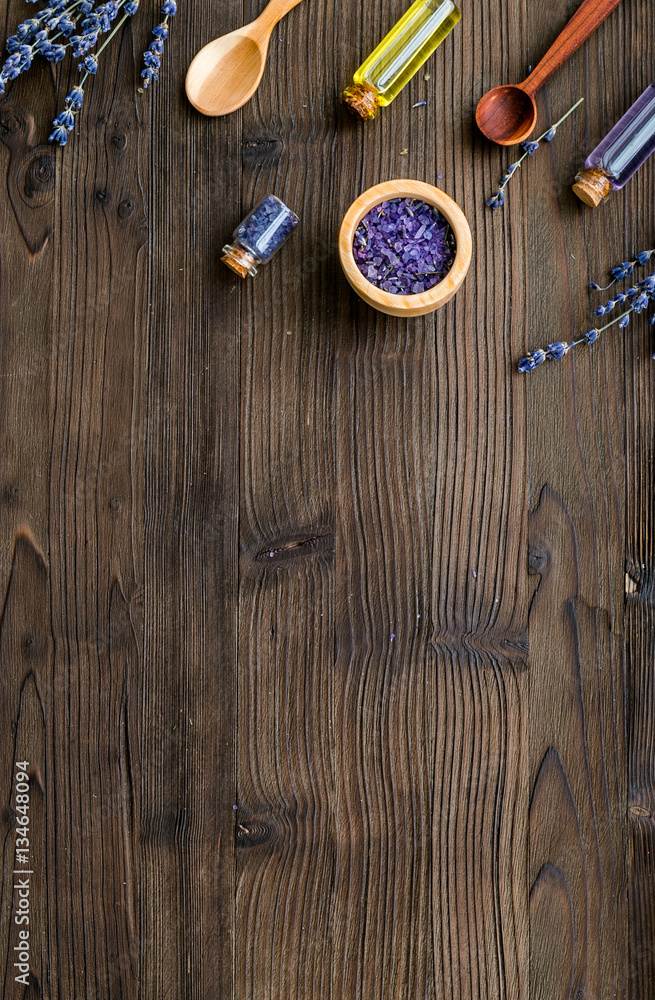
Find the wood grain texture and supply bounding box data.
[0,0,652,996]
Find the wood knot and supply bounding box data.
[253,529,335,566]
[23,153,55,202]
[109,495,122,513]
[118,198,134,219]
[235,819,272,848]
[95,189,109,204]
[629,804,651,820]
[111,132,127,151]
[4,484,20,504]
[23,634,39,657]
[0,111,22,135]
[528,550,546,573]
[241,136,283,163]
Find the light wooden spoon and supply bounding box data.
[185,0,305,116]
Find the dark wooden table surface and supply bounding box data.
[0,0,653,995]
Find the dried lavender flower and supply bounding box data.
[140,1,175,88]
[486,97,584,210]
[518,257,655,372]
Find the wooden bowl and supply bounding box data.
[338,179,472,317]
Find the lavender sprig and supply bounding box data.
[486,97,584,210]
[518,257,655,373]
[140,0,175,89]
[589,248,655,290]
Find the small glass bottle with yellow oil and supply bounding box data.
[342,0,461,121]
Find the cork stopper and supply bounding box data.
[342,83,380,121]
[572,168,613,208]
[221,243,258,278]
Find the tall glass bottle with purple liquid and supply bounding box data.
[573,83,655,207]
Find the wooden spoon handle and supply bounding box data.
[255,0,304,33]
[522,0,623,98]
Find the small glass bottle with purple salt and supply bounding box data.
[222,195,299,278]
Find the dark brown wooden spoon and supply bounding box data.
[476,0,623,146]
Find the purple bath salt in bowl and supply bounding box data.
[352,197,456,295]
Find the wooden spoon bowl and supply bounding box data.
[338,180,471,318]
[187,32,266,116]
[475,85,537,147]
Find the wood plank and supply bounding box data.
[142,0,241,996]
[525,4,635,998]
[428,2,530,997]
[0,23,57,1000]
[45,24,146,999]
[235,0,338,991]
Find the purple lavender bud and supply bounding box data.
[81,53,97,73]
[49,43,66,63]
[521,140,539,156]
[633,292,649,313]
[162,0,176,14]
[143,50,160,69]
[611,262,633,280]
[6,35,21,53]
[140,66,157,87]
[518,349,546,372]
[543,126,557,141]
[125,1,139,13]
[66,85,84,107]
[545,341,568,359]
[149,38,164,54]
[584,328,599,345]
[618,315,630,328]
[49,124,69,144]
[588,282,601,290]
[152,22,168,37]
[594,305,606,317]
[635,250,652,265]
[54,108,75,129]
